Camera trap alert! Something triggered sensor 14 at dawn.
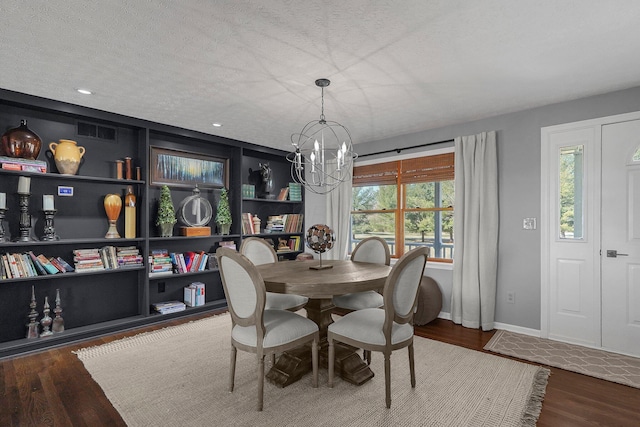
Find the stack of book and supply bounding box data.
[288,182,302,201]
[184,282,206,307]
[150,249,173,276]
[218,240,237,251]
[151,301,186,315]
[73,249,105,272]
[0,155,47,173]
[265,215,285,233]
[116,246,143,268]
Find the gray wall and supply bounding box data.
[345,85,640,330]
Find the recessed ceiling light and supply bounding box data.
[212,123,222,127]
[76,88,92,95]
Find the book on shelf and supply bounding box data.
[55,256,75,272]
[117,245,143,268]
[288,235,302,251]
[37,254,61,275]
[152,300,186,314]
[151,248,173,274]
[219,240,237,250]
[242,184,255,198]
[73,248,105,272]
[48,257,67,273]
[184,282,206,307]
[288,182,302,201]
[277,187,289,200]
[0,155,47,173]
[242,212,256,234]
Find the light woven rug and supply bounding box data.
[485,330,640,389]
[75,314,549,427]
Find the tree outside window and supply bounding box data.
[351,153,454,262]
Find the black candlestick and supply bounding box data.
[15,192,35,242]
[41,209,60,241]
[0,207,8,242]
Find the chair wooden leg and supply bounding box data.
[365,350,372,365]
[312,338,319,388]
[409,342,416,388]
[328,337,335,388]
[257,355,265,411]
[270,353,276,367]
[229,346,237,392]
[384,352,391,408]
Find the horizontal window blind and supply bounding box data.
[354,152,454,186]
[400,153,454,184]
[353,161,398,186]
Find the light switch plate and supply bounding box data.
[523,217,536,230]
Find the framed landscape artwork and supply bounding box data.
[150,146,229,188]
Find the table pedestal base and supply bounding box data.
[265,341,375,387]
[266,298,374,387]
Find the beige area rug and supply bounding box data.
[74,314,549,427]
[485,330,640,389]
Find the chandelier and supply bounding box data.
[287,78,357,195]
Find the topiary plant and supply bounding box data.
[156,185,177,236]
[215,188,232,234]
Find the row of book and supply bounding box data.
[73,246,144,273]
[264,214,304,233]
[241,212,260,235]
[241,184,256,198]
[1,251,74,279]
[149,249,210,276]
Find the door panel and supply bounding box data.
[545,126,600,346]
[601,119,640,357]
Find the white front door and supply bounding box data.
[541,125,600,347]
[601,119,640,357]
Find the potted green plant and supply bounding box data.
[156,185,177,237]
[215,188,232,235]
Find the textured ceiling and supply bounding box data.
[1,1,640,152]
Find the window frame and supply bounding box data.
[351,147,455,263]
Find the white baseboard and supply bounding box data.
[493,322,540,337]
[435,312,541,337]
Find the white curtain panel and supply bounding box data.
[451,131,499,331]
[325,164,353,260]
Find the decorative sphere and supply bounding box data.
[306,224,335,254]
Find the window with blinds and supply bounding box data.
[351,152,454,261]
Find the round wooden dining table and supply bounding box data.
[255,259,392,387]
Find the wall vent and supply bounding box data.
[77,121,117,141]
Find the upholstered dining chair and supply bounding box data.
[216,247,319,411]
[327,246,428,409]
[240,237,309,312]
[332,236,391,311]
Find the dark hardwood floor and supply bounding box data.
[1,312,639,426]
